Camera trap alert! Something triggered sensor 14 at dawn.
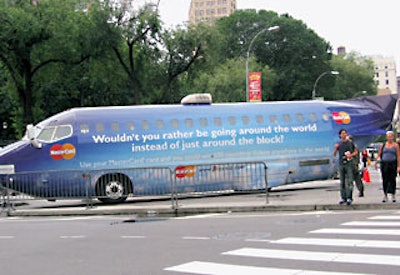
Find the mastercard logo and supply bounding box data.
[175,165,196,178]
[332,111,351,124]
[50,143,76,160]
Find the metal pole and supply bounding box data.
[312,71,339,100]
[171,167,178,212]
[264,162,269,204]
[246,26,279,102]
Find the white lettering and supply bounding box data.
[92,134,138,144]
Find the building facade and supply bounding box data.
[189,0,236,25]
[372,55,398,95]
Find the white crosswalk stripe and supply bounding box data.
[310,228,400,235]
[165,261,368,275]
[165,213,400,274]
[342,221,400,226]
[271,237,400,249]
[223,248,400,266]
[368,215,400,220]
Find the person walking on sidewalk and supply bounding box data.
[375,131,400,203]
[361,149,368,168]
[333,129,356,205]
[348,135,364,197]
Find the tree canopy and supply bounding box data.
[0,1,377,141]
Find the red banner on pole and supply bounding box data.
[248,72,262,102]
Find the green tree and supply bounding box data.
[0,0,108,135]
[328,52,377,100]
[0,81,17,144]
[187,57,276,102]
[214,10,334,100]
[104,1,162,105]
[150,23,215,103]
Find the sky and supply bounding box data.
[142,0,399,72]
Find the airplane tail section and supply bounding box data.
[341,94,398,134]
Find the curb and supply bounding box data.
[3,202,399,217]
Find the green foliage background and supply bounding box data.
[0,0,377,142]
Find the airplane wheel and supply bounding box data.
[96,173,131,203]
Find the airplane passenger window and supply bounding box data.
[214,117,222,127]
[171,119,179,128]
[199,118,208,127]
[156,120,164,129]
[185,118,194,128]
[283,114,291,123]
[228,116,236,126]
[96,123,104,133]
[80,124,89,134]
[111,122,119,132]
[242,116,250,125]
[126,122,135,131]
[296,113,305,122]
[322,112,330,121]
[309,113,317,122]
[269,115,278,123]
[256,115,264,124]
[142,120,149,130]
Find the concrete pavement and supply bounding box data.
[1,166,399,217]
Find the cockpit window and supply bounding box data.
[36,128,54,142]
[36,125,73,143]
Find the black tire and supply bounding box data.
[96,173,131,203]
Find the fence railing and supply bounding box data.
[1,161,268,215]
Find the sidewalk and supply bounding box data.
[2,167,399,217]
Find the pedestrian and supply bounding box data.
[370,150,375,161]
[375,131,400,203]
[396,137,400,177]
[333,129,356,205]
[361,149,368,168]
[348,136,364,197]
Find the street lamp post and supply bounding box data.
[246,26,279,102]
[311,70,339,100]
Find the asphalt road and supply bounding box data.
[1,210,400,274]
